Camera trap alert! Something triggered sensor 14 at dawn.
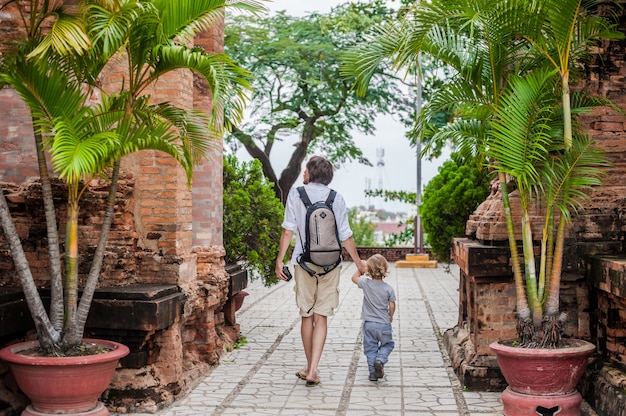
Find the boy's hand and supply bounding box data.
[352,260,367,284]
[352,259,364,275]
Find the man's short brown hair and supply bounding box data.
[306,156,334,185]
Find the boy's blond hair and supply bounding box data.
[366,254,389,280]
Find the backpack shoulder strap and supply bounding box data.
[297,186,312,207]
[325,189,337,208]
[297,256,317,276]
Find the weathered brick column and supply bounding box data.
[192,20,225,249]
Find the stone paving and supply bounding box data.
[114,262,504,416]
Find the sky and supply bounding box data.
[233,0,449,213]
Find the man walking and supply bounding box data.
[276,156,365,387]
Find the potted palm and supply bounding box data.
[341,0,622,414]
[486,67,606,416]
[0,0,262,414]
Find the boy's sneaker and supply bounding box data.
[374,361,384,379]
[369,373,378,382]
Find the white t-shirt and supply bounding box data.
[282,182,352,264]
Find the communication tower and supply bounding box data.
[376,148,385,191]
[365,177,372,209]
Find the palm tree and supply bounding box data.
[488,68,611,347]
[341,0,622,347]
[501,0,620,338]
[0,0,265,354]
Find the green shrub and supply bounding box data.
[223,155,284,286]
[420,155,490,262]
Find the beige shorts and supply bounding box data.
[293,264,341,317]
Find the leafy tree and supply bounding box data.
[0,0,259,354]
[348,208,377,246]
[224,1,415,203]
[420,155,490,262]
[223,155,284,286]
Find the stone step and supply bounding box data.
[405,254,430,262]
[396,259,438,268]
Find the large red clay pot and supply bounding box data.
[0,339,129,416]
[490,339,596,416]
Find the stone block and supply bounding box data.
[87,285,184,331]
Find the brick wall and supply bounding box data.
[583,256,626,415]
[561,6,626,400]
[0,89,38,183]
[0,176,139,287]
[0,2,28,54]
[0,12,223,282]
[347,246,418,262]
[588,257,626,369]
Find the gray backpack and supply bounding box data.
[296,187,342,276]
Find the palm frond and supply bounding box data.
[489,69,560,205]
[523,0,623,76]
[149,45,252,130]
[28,12,91,58]
[126,2,162,74]
[93,94,218,184]
[139,101,217,163]
[156,106,216,158]
[423,119,489,163]
[50,115,120,183]
[3,54,86,139]
[86,1,143,57]
[547,134,610,220]
[153,0,267,44]
[340,19,407,97]
[421,75,492,121]
[415,77,491,158]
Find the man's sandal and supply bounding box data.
[305,377,321,387]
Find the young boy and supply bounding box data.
[352,254,396,381]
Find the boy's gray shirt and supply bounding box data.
[357,277,396,324]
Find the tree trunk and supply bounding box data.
[33,127,64,331]
[75,163,121,339]
[63,193,80,347]
[276,126,318,203]
[499,173,532,344]
[0,190,60,351]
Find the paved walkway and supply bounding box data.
[115,262,504,416]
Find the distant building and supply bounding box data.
[356,209,410,246]
[374,221,407,245]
